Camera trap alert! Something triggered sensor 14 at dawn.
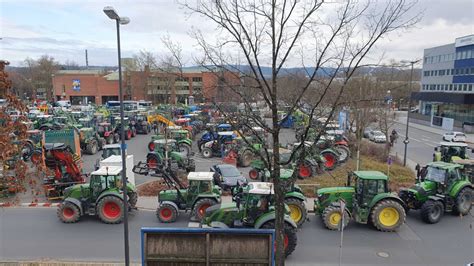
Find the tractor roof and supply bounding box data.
[91,165,122,176]
[154,139,177,144]
[426,161,461,170]
[248,182,274,195]
[353,171,388,180]
[103,144,121,149]
[439,142,468,147]
[293,141,313,147]
[451,159,474,166]
[218,131,235,136]
[167,126,182,130]
[187,172,214,181]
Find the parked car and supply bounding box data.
[442,132,466,142]
[210,164,247,190]
[363,128,373,138]
[369,131,387,143]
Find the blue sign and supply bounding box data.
[72,79,80,91]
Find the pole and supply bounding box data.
[116,19,130,266]
[403,62,414,166]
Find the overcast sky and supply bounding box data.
[1,0,473,67]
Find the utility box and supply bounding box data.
[141,227,275,266]
[99,155,135,185]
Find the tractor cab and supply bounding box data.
[79,117,95,129]
[71,111,85,120]
[88,166,124,199]
[237,182,274,223]
[349,171,389,212]
[101,144,123,160]
[149,139,179,153]
[434,142,470,162]
[218,131,235,143]
[217,123,232,132]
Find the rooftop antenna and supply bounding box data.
[85,49,89,69]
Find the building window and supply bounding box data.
[449,84,453,91]
[469,84,473,91]
[463,84,467,91]
[192,77,202,82]
[176,77,188,82]
[439,69,445,76]
[62,85,66,93]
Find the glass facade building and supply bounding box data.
[414,35,474,126]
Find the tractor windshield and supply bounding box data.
[103,148,121,159]
[425,167,446,183]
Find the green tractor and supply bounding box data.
[148,126,193,156]
[247,161,307,227]
[57,165,137,224]
[146,139,196,173]
[399,161,473,224]
[314,171,406,232]
[433,142,471,163]
[202,181,298,257]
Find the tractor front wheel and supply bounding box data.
[285,198,307,227]
[453,187,473,215]
[261,221,297,257]
[156,203,178,223]
[187,158,196,172]
[202,148,213,158]
[297,163,313,179]
[322,205,349,230]
[370,200,405,232]
[420,200,444,224]
[114,133,120,143]
[97,196,124,224]
[192,198,217,221]
[57,202,80,223]
[106,135,114,144]
[248,168,260,180]
[128,191,138,208]
[321,151,338,171]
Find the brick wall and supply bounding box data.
[52,74,118,105]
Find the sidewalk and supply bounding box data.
[394,111,474,144]
[136,196,316,212]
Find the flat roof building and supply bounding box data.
[413,34,474,132]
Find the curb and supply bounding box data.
[0,202,60,207]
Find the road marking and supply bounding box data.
[188,222,201,228]
[397,223,421,241]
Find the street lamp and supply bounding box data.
[103,6,130,266]
[400,59,421,166]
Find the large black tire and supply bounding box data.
[57,202,81,223]
[191,198,217,221]
[334,145,350,163]
[285,198,307,227]
[187,158,196,172]
[156,203,178,223]
[370,200,405,232]
[97,196,124,224]
[114,133,120,143]
[453,187,473,215]
[420,200,444,224]
[261,221,297,257]
[321,205,350,230]
[98,138,106,150]
[86,139,98,155]
[128,191,138,208]
[238,149,254,167]
[202,147,213,158]
[132,128,137,137]
[21,141,34,161]
[146,153,161,168]
[106,135,114,144]
[178,143,191,156]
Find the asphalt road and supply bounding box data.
[1,208,472,265]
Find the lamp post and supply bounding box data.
[400,59,421,166]
[103,6,130,266]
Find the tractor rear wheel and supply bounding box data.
[285,198,307,227]
[334,145,350,163]
[187,158,196,172]
[97,196,124,224]
[261,221,297,257]
[370,200,405,232]
[146,154,160,169]
[57,202,80,223]
[192,198,217,221]
[86,140,98,155]
[128,191,138,208]
[239,149,254,167]
[156,203,178,223]
[453,187,473,215]
[322,205,349,230]
[321,151,338,170]
[420,200,444,224]
[202,148,213,158]
[178,143,191,156]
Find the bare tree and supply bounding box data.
[23,55,59,101]
[133,49,158,70]
[182,1,420,263]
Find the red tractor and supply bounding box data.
[39,143,86,200]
